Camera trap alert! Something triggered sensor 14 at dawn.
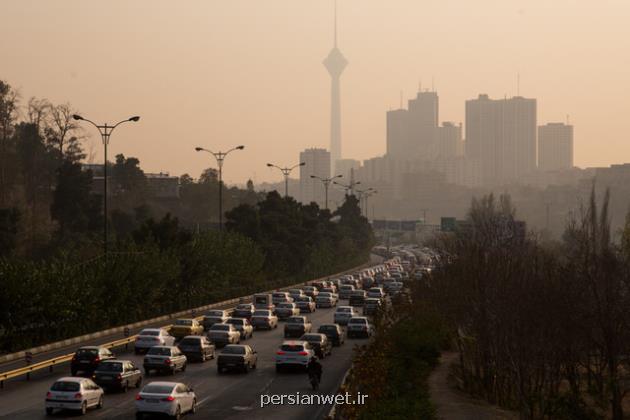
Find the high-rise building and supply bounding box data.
[299,148,331,206]
[408,91,439,159]
[436,122,462,159]
[465,94,537,185]
[323,1,347,173]
[538,123,573,171]
[386,108,409,160]
[335,158,361,180]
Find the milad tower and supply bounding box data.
[323,0,348,174]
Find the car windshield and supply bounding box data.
[287,317,304,324]
[280,344,304,352]
[179,338,201,346]
[340,285,353,290]
[273,293,286,298]
[319,325,336,331]
[337,307,352,313]
[227,319,243,326]
[319,292,331,297]
[211,324,230,331]
[349,319,367,325]
[142,384,175,394]
[51,381,80,392]
[207,311,224,316]
[301,334,320,341]
[96,362,123,372]
[222,346,246,355]
[75,348,98,357]
[140,330,160,336]
[236,305,251,310]
[297,297,310,302]
[147,347,172,356]
[253,311,270,316]
[277,303,293,308]
[175,320,193,326]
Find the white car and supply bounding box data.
[315,292,338,308]
[334,306,358,325]
[275,340,315,372]
[134,328,176,354]
[45,377,104,416]
[135,381,196,419]
[367,287,385,299]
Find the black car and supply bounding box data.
[233,304,255,319]
[70,346,115,376]
[317,323,345,346]
[93,360,142,391]
[217,345,258,373]
[299,333,333,359]
[177,335,215,362]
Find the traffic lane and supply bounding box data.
[0,303,357,419]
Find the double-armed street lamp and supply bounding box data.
[266,162,305,198]
[73,114,140,258]
[310,174,343,210]
[194,145,245,231]
[333,179,361,197]
[356,187,377,218]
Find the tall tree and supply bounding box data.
[0,81,19,206]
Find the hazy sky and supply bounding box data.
[2,0,629,184]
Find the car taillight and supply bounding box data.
[298,351,308,356]
[135,394,143,401]
[74,392,82,399]
[116,374,122,381]
[46,392,52,398]
[92,356,100,364]
[163,396,175,402]
[276,351,285,355]
[164,359,172,365]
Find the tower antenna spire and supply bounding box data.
[334,0,338,47]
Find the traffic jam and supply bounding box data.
[43,256,413,419]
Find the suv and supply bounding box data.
[275,341,315,372]
[143,346,187,375]
[70,346,115,376]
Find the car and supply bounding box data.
[202,310,229,330]
[385,281,404,295]
[338,284,356,300]
[363,298,383,316]
[315,291,338,308]
[170,319,204,340]
[272,292,294,305]
[207,323,241,347]
[177,335,215,362]
[311,280,328,291]
[334,306,358,325]
[253,293,275,312]
[322,285,338,294]
[288,288,306,301]
[317,323,345,346]
[284,316,312,338]
[349,290,368,307]
[217,344,258,373]
[295,296,316,313]
[275,302,300,319]
[347,317,373,338]
[299,333,333,359]
[226,317,254,339]
[143,346,187,375]
[70,346,115,376]
[135,381,196,419]
[233,304,255,319]
[250,309,278,330]
[275,341,315,372]
[303,286,319,298]
[92,360,142,392]
[367,287,385,299]
[361,276,375,289]
[134,328,176,354]
[45,377,104,415]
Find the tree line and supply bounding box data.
[425,188,630,419]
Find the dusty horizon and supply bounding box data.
[2,0,629,184]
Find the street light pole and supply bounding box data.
[195,145,245,231]
[266,162,305,198]
[333,180,361,197]
[311,174,343,210]
[73,114,140,258]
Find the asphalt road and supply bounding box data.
[0,302,369,420]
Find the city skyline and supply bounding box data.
[2,1,630,184]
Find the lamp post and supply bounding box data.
[266,162,305,198]
[310,174,342,210]
[356,188,376,218]
[73,114,140,258]
[333,180,361,196]
[195,145,245,231]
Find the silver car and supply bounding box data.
[134,328,176,354]
[45,377,104,415]
[250,309,279,330]
[347,317,373,338]
[135,381,196,419]
[338,284,355,300]
[275,302,300,319]
[275,340,315,372]
[334,306,357,325]
[315,292,338,308]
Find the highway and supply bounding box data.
[0,297,371,419]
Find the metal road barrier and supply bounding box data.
[0,259,377,388]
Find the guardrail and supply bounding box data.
[0,258,376,388]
